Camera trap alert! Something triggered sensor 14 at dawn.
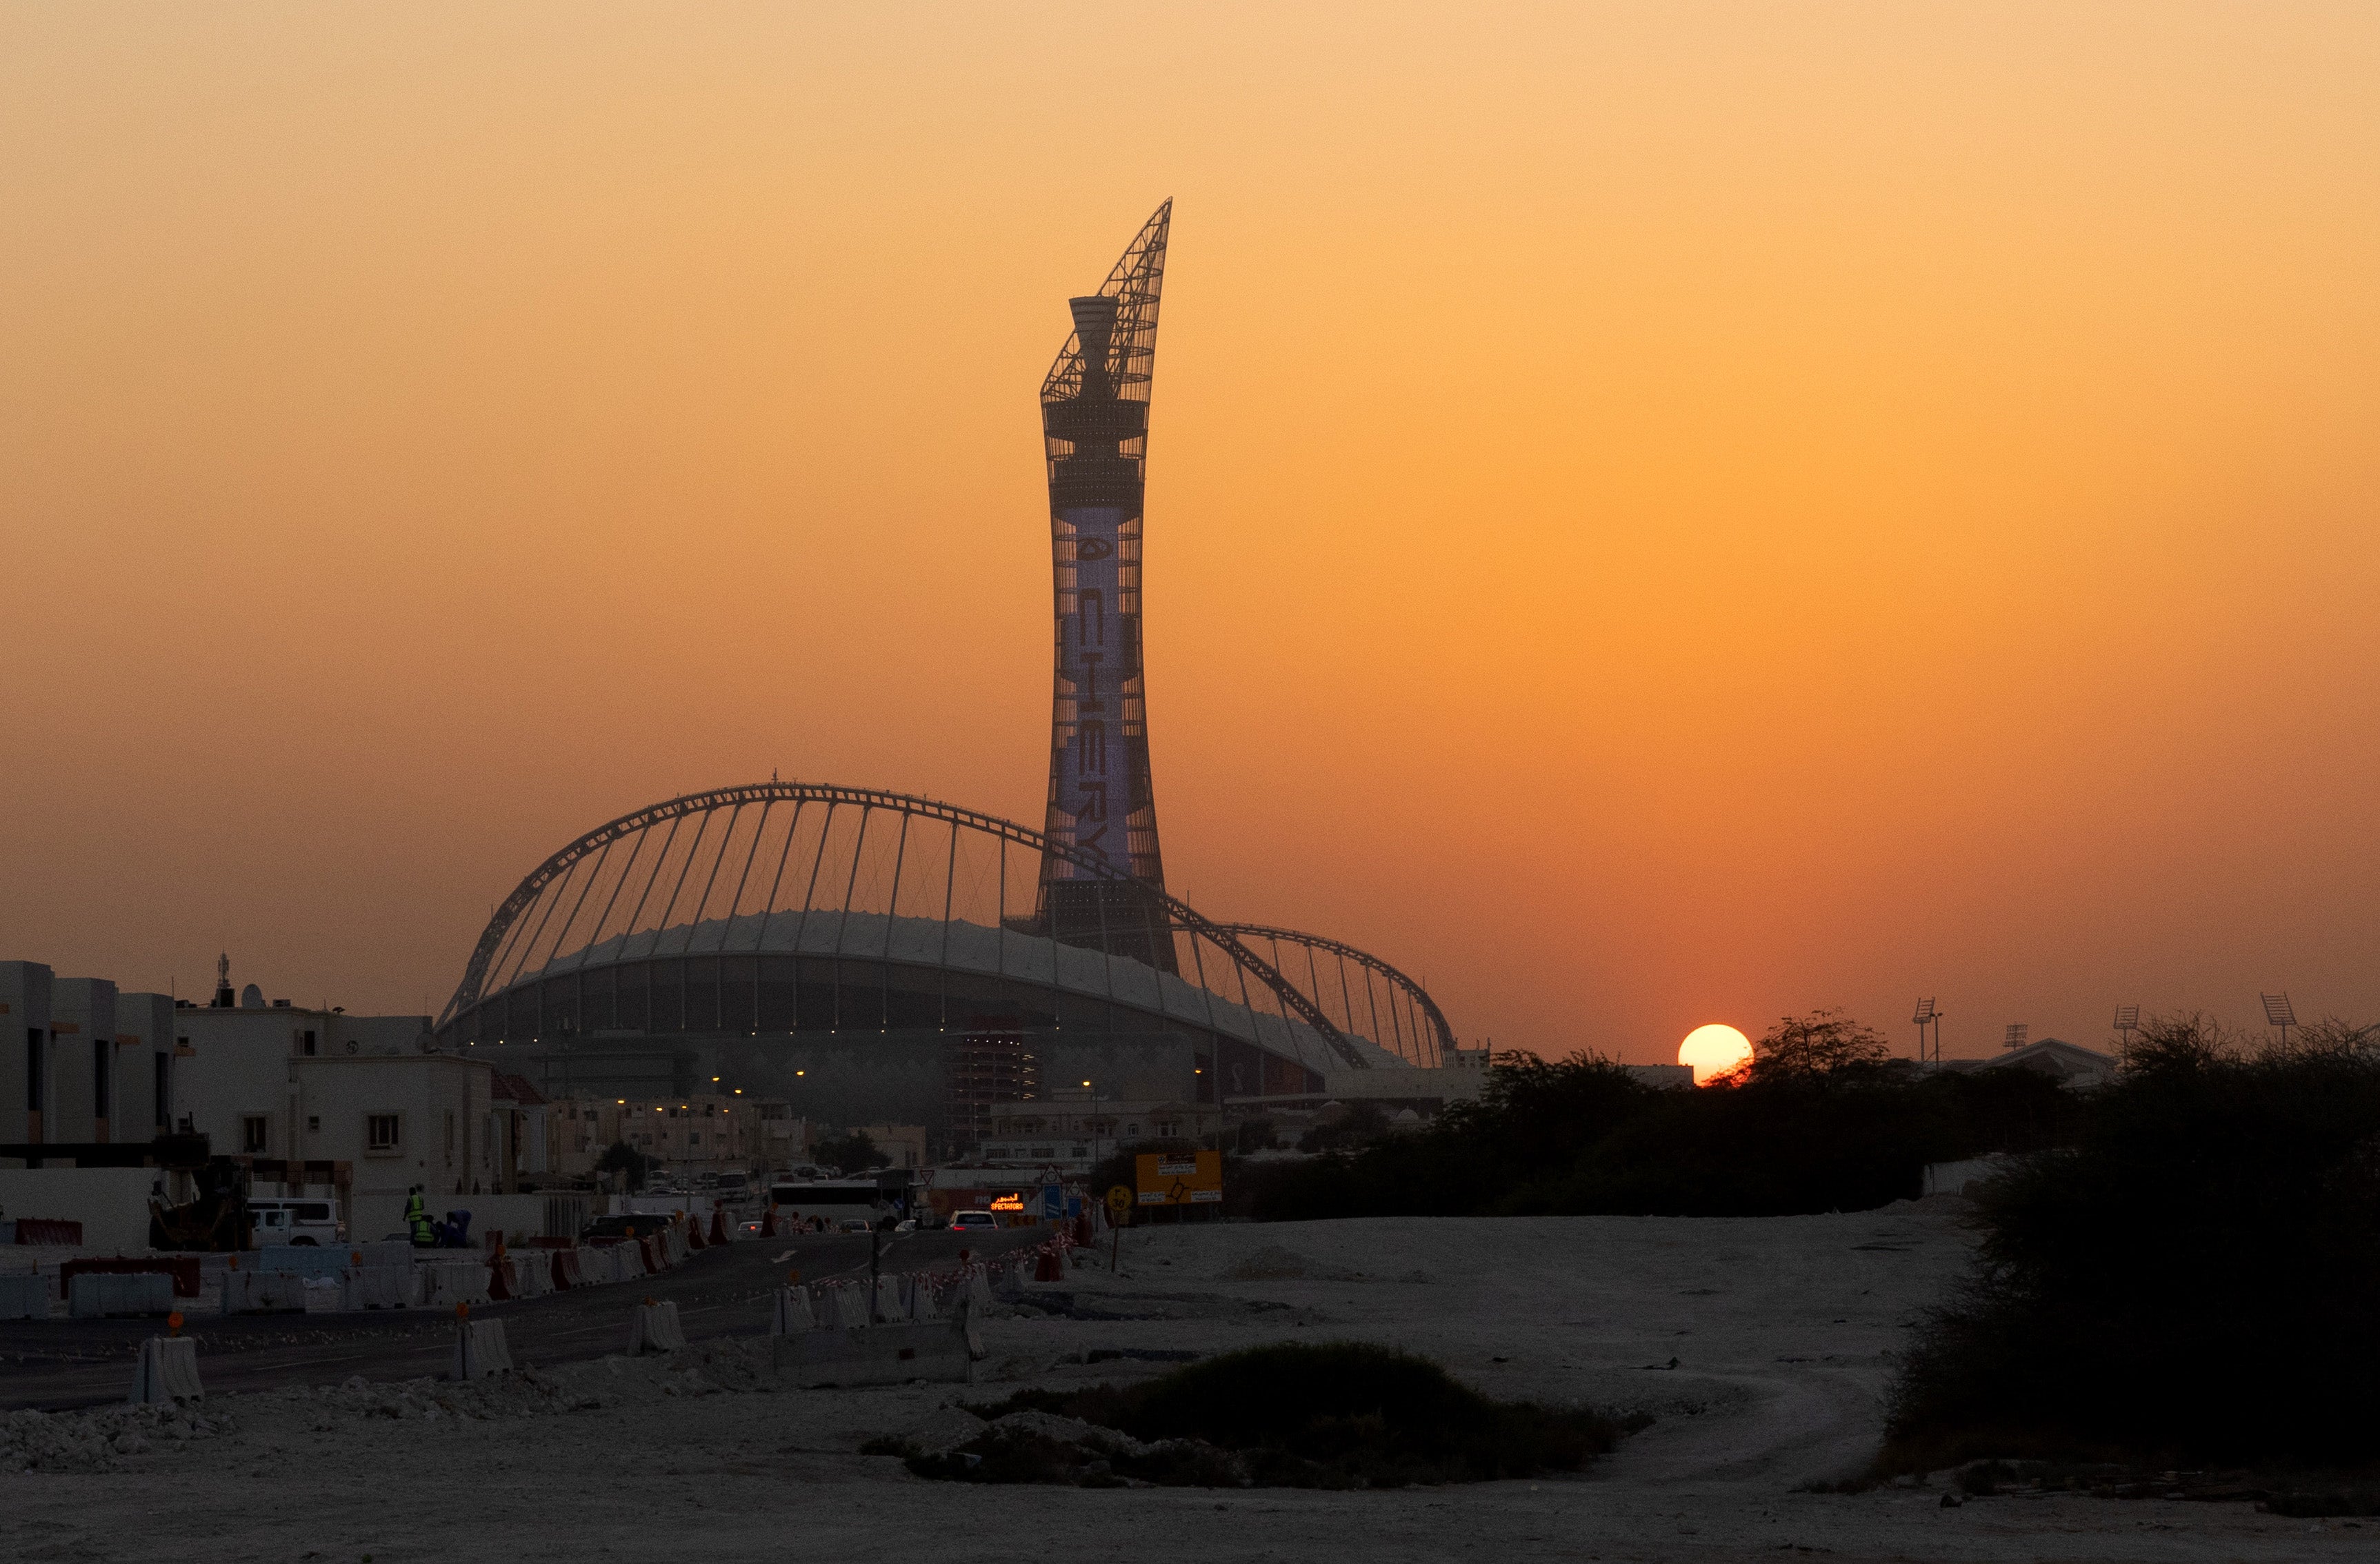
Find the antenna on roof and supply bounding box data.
[2261,992,2296,1047]
[2113,1004,2140,1044]
[2003,1023,2029,1052]
[1911,998,1941,1063]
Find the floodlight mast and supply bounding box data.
[2113,1004,2141,1045]
[1911,998,1942,1064]
[2261,992,2296,1047]
[2003,1023,2028,1052]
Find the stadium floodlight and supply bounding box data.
[1911,998,1942,1064]
[2113,1004,2140,1043]
[2004,1023,2029,1051]
[2261,992,2296,1045]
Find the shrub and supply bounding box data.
[919,1343,1623,1488]
[1885,1017,2380,1469]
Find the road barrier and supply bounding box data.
[130,1335,203,1404]
[68,1271,174,1319]
[450,1314,512,1380]
[770,1285,816,1334]
[628,1299,688,1355]
[221,1270,307,1314]
[61,1256,202,1299]
[772,1292,985,1388]
[0,1273,48,1320]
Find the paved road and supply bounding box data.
[0,1226,1048,1412]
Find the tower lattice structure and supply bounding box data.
[1034,201,1178,972]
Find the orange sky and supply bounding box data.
[4,4,2379,1062]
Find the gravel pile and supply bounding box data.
[0,1403,234,1473]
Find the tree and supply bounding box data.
[594,1141,649,1191]
[1739,1010,1897,1085]
[816,1129,890,1176]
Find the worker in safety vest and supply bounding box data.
[404,1185,435,1247]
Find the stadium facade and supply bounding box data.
[434,207,1455,1151]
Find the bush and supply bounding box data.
[910,1343,1623,1488]
[1885,1017,2380,1469]
[1241,1023,2079,1222]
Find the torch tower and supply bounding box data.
[1036,201,1177,971]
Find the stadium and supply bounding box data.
[434,204,1457,1147]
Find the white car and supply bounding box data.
[948,1210,1001,1234]
[249,1197,341,1247]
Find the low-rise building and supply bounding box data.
[852,1123,928,1170]
[977,1091,1219,1172]
[547,1092,786,1181]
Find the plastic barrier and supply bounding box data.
[873,1274,904,1323]
[685,1219,706,1252]
[510,1256,553,1299]
[70,1271,173,1319]
[257,1245,352,1279]
[628,1299,688,1355]
[130,1336,203,1404]
[346,1267,417,1310]
[13,1219,83,1246]
[550,1249,583,1290]
[0,1273,48,1320]
[301,1277,346,1314]
[709,1207,730,1246]
[910,1281,943,1323]
[61,1256,202,1299]
[772,1293,984,1389]
[221,1270,307,1314]
[770,1285,817,1335]
[419,1263,491,1309]
[451,1316,512,1380]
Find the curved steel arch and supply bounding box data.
[442,781,1372,1069]
[1215,923,1455,1069]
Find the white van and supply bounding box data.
[249,1196,341,1247]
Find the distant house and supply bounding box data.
[1941,1036,2119,1089]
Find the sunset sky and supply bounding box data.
[4,4,2378,1063]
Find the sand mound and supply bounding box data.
[1226,1245,1316,1280]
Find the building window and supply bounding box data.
[241,1114,269,1154]
[93,1039,110,1121]
[153,1053,170,1130]
[367,1113,401,1154]
[688,1132,701,1147]
[306,1115,321,1134]
[299,1029,317,1056]
[444,1110,455,1166]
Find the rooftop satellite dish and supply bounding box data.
[239,983,266,1010]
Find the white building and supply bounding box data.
[1940,1037,2119,1089]
[1,961,55,1146]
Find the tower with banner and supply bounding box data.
[1034,201,1179,972]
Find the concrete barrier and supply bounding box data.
[628,1299,688,1355]
[450,1316,512,1380]
[130,1336,203,1404]
[770,1285,816,1334]
[70,1272,174,1318]
[0,1272,48,1320]
[221,1270,306,1314]
[772,1294,984,1388]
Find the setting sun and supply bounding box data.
[1679,1024,1754,1085]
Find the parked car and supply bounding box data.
[248,1197,340,1246]
[580,1212,675,1241]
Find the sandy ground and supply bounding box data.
[0,1207,2359,1563]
